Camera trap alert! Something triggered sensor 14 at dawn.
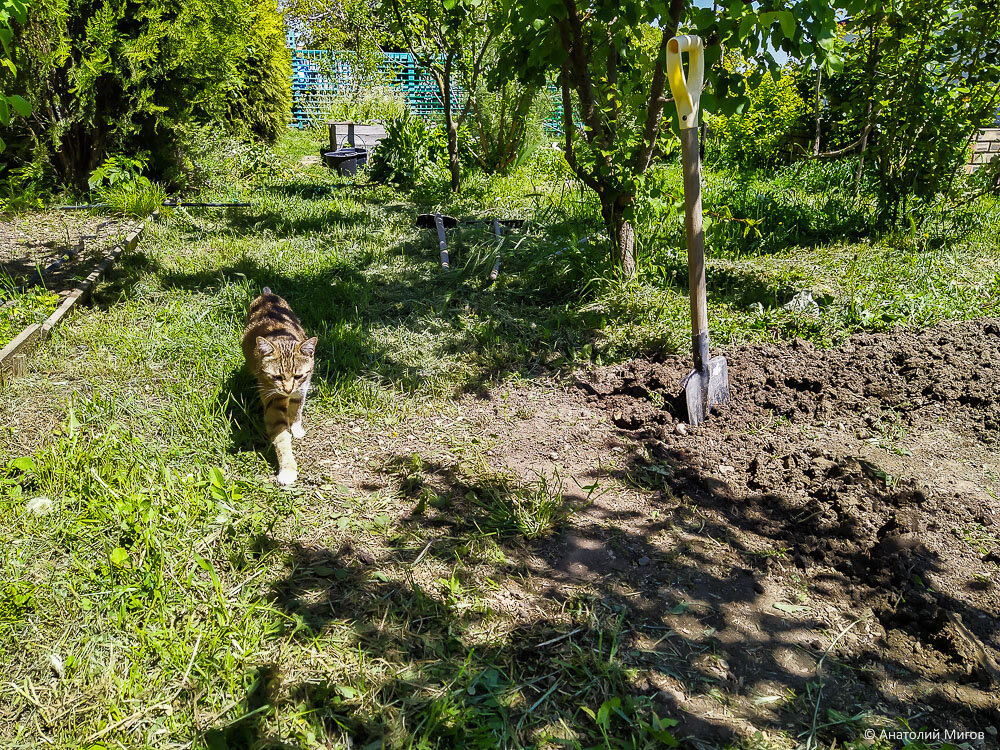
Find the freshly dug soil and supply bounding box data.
[575,318,1000,741]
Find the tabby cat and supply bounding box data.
[242,287,317,485]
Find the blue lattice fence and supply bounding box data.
[290,49,564,132]
[290,50,458,127]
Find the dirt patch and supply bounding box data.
[0,211,135,292]
[575,318,1000,740]
[285,319,1000,745]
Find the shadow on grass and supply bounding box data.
[217,364,274,460]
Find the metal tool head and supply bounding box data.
[682,355,730,426]
[415,213,458,229]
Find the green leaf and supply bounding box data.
[9,456,35,473]
[7,94,29,117]
[823,54,844,75]
[0,97,8,126]
[208,466,225,487]
[773,602,808,614]
[109,547,129,567]
[776,10,795,40]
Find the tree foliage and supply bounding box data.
[710,58,807,167]
[385,0,497,192]
[501,0,840,274]
[861,0,1000,222]
[0,0,31,153]
[2,0,290,187]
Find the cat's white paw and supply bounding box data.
[290,422,305,439]
[275,469,298,485]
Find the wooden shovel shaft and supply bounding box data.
[680,126,709,372]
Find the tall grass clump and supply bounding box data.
[316,87,406,126]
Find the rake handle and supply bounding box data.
[680,127,709,373]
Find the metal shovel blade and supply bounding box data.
[683,355,730,426]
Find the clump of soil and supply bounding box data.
[578,318,1000,737]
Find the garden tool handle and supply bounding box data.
[434,213,450,269]
[666,35,705,130]
[680,127,709,373]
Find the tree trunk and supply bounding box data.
[603,195,636,277]
[442,55,461,192]
[445,115,460,192]
[854,28,882,194]
[812,66,823,156]
[854,98,873,194]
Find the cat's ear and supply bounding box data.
[299,337,318,357]
[256,337,275,356]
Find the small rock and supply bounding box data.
[351,426,362,433]
[674,423,688,436]
[357,549,376,565]
[549,451,559,460]
[782,290,820,316]
[718,464,734,474]
[638,556,650,566]
[26,497,54,516]
[49,653,65,679]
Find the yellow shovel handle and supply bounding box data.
[666,35,705,130]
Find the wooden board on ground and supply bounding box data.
[0,222,146,389]
[0,324,43,385]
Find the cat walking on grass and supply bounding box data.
[242,287,317,485]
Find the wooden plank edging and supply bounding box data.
[0,219,149,386]
[0,324,44,386]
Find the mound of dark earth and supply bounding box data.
[576,318,1000,737]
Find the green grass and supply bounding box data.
[0,274,59,349]
[0,127,997,748]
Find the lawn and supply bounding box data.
[0,129,998,749]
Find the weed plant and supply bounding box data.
[0,272,58,348]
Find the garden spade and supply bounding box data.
[667,35,729,425]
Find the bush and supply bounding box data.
[2,0,290,189]
[464,81,550,174]
[708,61,807,167]
[95,178,166,218]
[158,124,287,192]
[86,153,165,217]
[368,112,447,188]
